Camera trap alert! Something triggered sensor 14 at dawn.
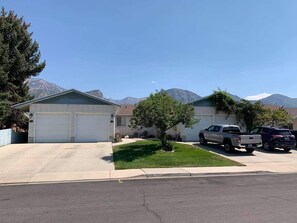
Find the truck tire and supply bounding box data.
[283,148,291,153]
[246,148,254,154]
[224,141,234,153]
[262,141,271,151]
[199,135,207,145]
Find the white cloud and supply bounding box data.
[151,81,156,84]
[245,93,272,100]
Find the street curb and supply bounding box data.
[0,170,273,186]
[145,172,191,178]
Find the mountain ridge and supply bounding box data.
[27,78,201,104]
[27,78,297,107]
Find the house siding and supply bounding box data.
[29,104,118,142]
[293,117,297,129]
[115,115,158,137]
[37,92,111,105]
[180,106,239,141]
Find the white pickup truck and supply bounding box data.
[199,124,262,153]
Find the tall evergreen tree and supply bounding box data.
[0,8,45,129]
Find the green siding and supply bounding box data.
[191,98,214,107]
[37,92,110,105]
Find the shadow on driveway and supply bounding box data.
[101,155,114,163]
[193,143,256,157]
[254,147,293,154]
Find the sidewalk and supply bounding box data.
[0,165,271,186]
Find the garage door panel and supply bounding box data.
[35,113,70,143]
[185,115,213,141]
[76,114,110,142]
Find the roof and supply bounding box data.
[285,108,297,118]
[117,104,135,115]
[190,97,214,107]
[264,104,297,119]
[11,89,120,111]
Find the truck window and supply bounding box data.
[213,126,221,132]
[207,126,215,131]
[222,127,240,133]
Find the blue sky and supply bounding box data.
[2,0,297,99]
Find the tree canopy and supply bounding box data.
[130,92,197,151]
[0,8,45,129]
[209,90,293,131]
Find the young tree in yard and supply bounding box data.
[268,107,292,127]
[130,92,197,151]
[0,8,45,129]
[235,100,268,131]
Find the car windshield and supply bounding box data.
[223,127,240,133]
[273,130,291,135]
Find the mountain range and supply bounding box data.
[27,78,297,107]
[27,78,202,104]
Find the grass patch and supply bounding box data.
[113,140,242,169]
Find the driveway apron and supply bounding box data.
[0,143,114,184]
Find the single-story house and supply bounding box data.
[12,89,120,143]
[116,97,239,142]
[179,97,238,141]
[115,105,157,137]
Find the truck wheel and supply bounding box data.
[262,141,271,151]
[224,142,234,153]
[199,136,207,145]
[284,148,291,153]
[246,148,254,154]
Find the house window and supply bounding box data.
[117,117,127,127]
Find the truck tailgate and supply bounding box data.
[239,134,262,144]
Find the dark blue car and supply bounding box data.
[250,127,296,152]
[290,130,297,148]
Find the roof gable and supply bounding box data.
[12,89,119,111]
[38,91,111,105]
[190,97,214,107]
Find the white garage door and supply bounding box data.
[75,114,110,142]
[35,113,70,143]
[185,115,213,141]
[216,114,236,125]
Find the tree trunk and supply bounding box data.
[160,131,173,151]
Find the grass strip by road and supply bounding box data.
[113,140,243,169]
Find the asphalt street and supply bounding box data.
[1,174,297,223]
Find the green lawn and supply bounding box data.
[113,140,243,169]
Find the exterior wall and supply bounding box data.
[180,106,239,141]
[293,117,297,129]
[29,104,118,142]
[115,115,157,137]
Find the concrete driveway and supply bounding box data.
[196,143,297,173]
[0,143,114,184]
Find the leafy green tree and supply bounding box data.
[268,107,292,127]
[235,100,267,131]
[208,90,237,117]
[130,92,197,151]
[0,8,45,129]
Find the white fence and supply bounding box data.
[0,129,28,147]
